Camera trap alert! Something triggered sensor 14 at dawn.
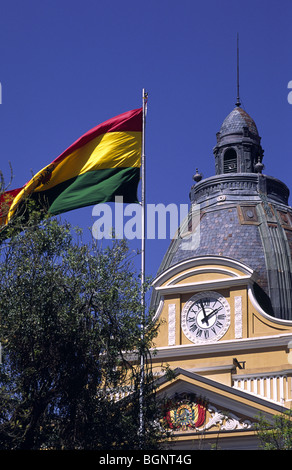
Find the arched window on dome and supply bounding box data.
[223,148,237,173]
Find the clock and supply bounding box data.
[181,291,230,344]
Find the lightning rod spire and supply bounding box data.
[236,33,241,107]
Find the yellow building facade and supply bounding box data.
[150,105,292,449]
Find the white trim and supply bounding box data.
[152,256,255,289]
[234,369,292,380]
[152,298,164,323]
[155,275,252,296]
[152,332,292,360]
[234,295,243,339]
[248,285,292,326]
[233,373,290,405]
[168,304,176,346]
[187,364,235,374]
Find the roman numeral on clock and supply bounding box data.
[189,323,197,332]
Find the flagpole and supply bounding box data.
[139,88,147,446]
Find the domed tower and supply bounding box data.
[150,94,292,444]
[153,104,292,320]
[214,105,264,175]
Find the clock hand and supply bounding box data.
[200,300,209,326]
[201,306,223,324]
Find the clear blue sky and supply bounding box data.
[1,0,292,280]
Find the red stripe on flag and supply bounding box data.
[53,108,142,166]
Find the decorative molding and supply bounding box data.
[168,304,176,346]
[152,333,292,360]
[190,173,289,206]
[192,174,260,201]
[234,296,243,339]
[237,204,260,225]
[152,256,255,289]
[155,276,252,296]
[199,405,253,432]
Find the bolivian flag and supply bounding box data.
[1,108,142,226]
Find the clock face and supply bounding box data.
[181,291,230,344]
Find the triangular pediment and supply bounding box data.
[155,368,283,450]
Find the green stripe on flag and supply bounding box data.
[33,167,140,215]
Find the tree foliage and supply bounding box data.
[255,409,292,450]
[0,210,165,450]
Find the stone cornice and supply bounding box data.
[152,333,292,360]
[155,275,252,295]
[190,173,290,206]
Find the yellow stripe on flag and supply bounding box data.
[36,131,141,193]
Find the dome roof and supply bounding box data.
[219,106,259,136]
[152,172,292,321]
[151,103,292,321]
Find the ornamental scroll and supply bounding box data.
[161,393,206,431]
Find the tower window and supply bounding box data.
[223,148,237,173]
